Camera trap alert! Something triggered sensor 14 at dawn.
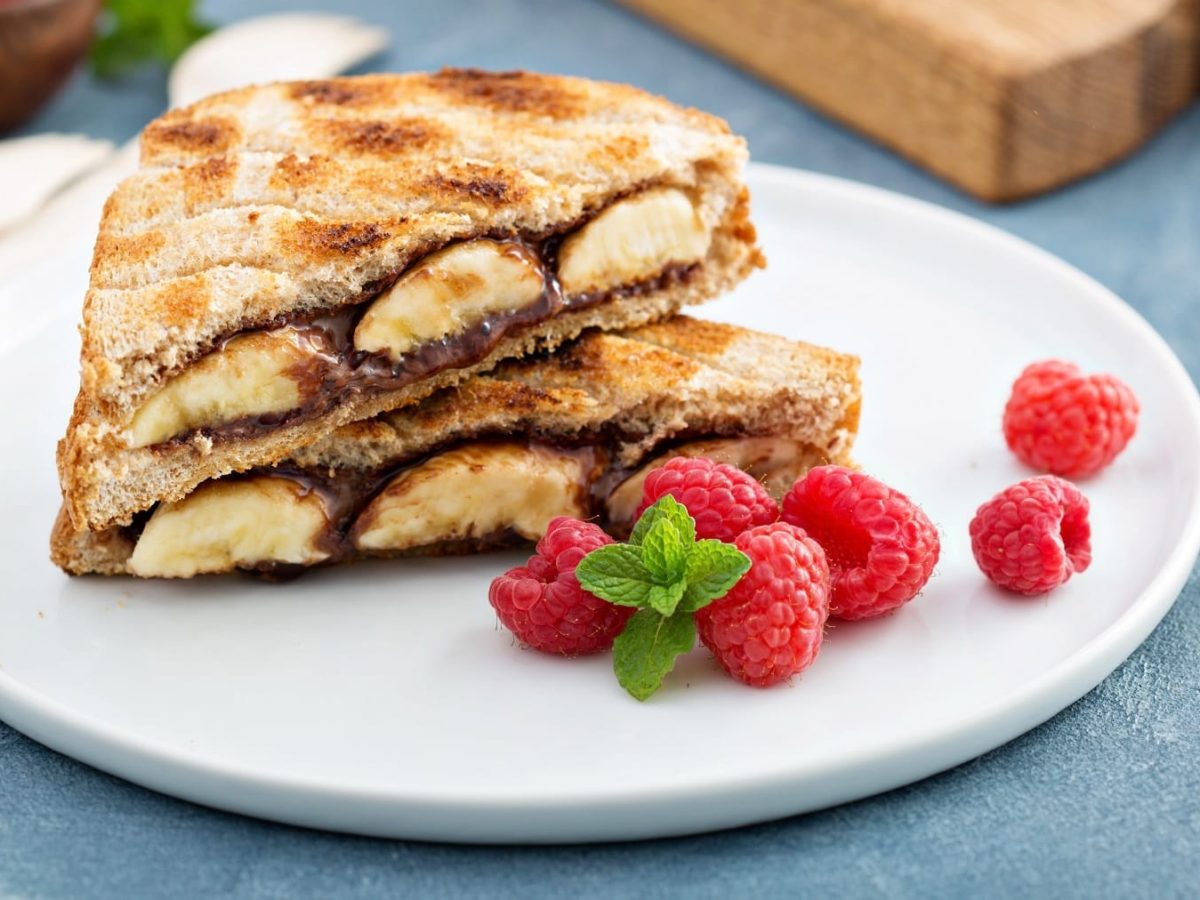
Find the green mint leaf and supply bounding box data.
[678,540,752,613]
[612,609,696,701]
[630,494,695,548]
[576,488,748,645]
[640,511,688,585]
[574,544,654,607]
[645,581,686,617]
[90,0,214,80]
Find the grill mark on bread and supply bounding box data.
[108,155,541,237]
[143,117,238,154]
[270,153,328,187]
[136,277,214,334]
[90,228,166,272]
[629,316,742,357]
[500,383,561,411]
[92,214,406,287]
[427,68,584,119]
[323,118,442,153]
[294,221,391,256]
[589,135,650,166]
[182,157,236,210]
[289,79,385,106]
[425,172,519,204]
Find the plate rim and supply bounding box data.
[2,162,1198,841]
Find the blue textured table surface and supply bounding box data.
[4,1,1199,896]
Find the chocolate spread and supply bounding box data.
[154,228,700,449]
[127,428,788,579]
[233,440,603,579]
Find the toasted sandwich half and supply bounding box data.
[58,69,763,533]
[51,317,860,578]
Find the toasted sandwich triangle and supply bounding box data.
[59,69,763,532]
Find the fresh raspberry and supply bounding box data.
[1003,360,1139,478]
[969,476,1091,595]
[695,522,830,687]
[636,456,778,542]
[780,465,940,621]
[488,517,634,655]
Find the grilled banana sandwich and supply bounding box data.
[52,317,860,578]
[57,69,763,534]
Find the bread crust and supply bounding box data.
[59,70,760,531]
[51,316,860,576]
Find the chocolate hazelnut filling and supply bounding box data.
[195,257,698,446]
[129,185,710,451]
[122,432,829,579]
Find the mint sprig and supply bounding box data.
[576,496,750,701]
[90,0,214,80]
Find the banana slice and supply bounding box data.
[354,239,544,362]
[129,476,331,578]
[354,442,588,552]
[605,437,826,527]
[557,187,709,297]
[125,328,320,448]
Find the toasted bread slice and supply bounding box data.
[52,317,860,578]
[58,69,763,533]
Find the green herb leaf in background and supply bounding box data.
[90,0,213,80]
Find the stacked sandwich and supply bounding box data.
[51,69,860,579]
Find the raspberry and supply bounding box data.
[488,517,634,655]
[695,522,830,687]
[969,475,1091,595]
[636,456,778,542]
[779,465,940,621]
[1003,360,1139,478]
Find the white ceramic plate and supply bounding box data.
[1,165,1198,843]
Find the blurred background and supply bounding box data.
[9,1,1199,196]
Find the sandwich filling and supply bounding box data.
[123,187,710,450]
[125,434,827,578]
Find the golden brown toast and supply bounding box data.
[52,317,860,578]
[59,69,762,532]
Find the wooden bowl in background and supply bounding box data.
[0,0,102,132]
